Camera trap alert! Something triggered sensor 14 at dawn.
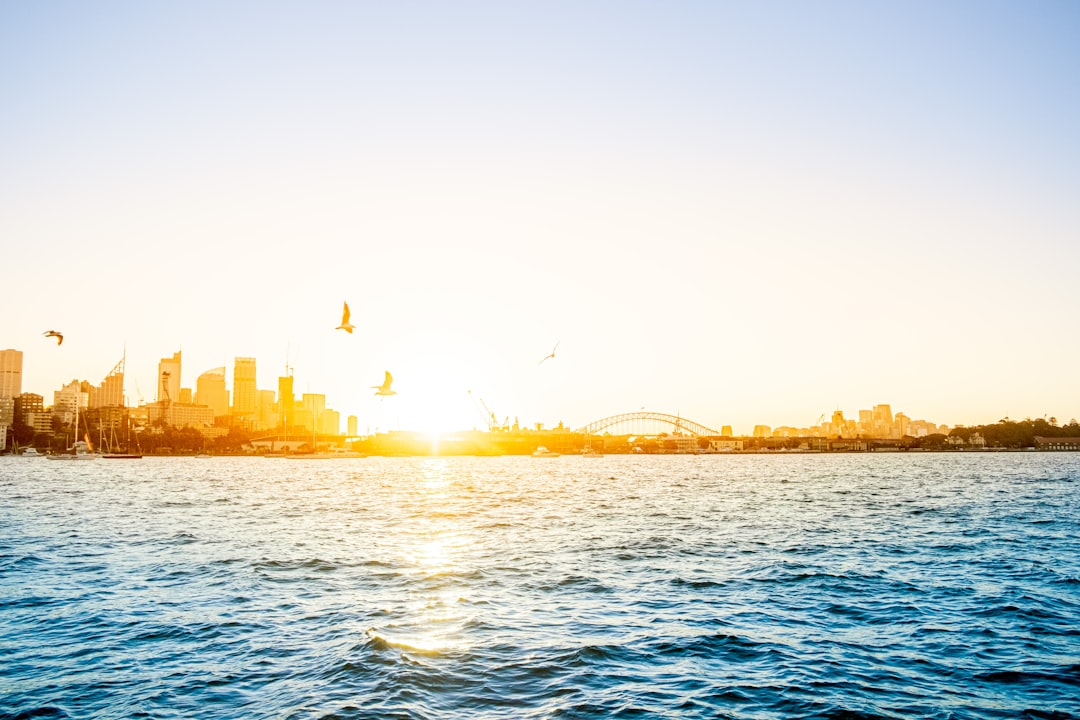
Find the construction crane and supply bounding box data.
[468,390,501,431]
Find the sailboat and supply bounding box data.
[47,399,100,460]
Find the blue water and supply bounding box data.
[2,453,1079,719]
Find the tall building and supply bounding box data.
[196,367,230,417]
[53,380,90,426]
[256,389,276,430]
[89,355,125,409]
[347,415,358,436]
[232,357,257,416]
[277,374,294,428]
[0,349,23,399]
[158,351,182,405]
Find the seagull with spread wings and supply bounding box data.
[43,330,63,346]
[539,340,559,364]
[372,371,397,396]
[336,302,355,333]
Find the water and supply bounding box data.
[2,453,1079,719]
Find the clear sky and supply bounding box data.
[3,1,1079,434]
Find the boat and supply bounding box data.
[531,446,560,458]
[47,439,100,461]
[581,446,604,458]
[103,452,143,460]
[20,447,44,457]
[285,448,367,460]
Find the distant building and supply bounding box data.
[277,374,295,427]
[146,402,214,429]
[0,349,23,398]
[89,355,125,409]
[158,351,182,404]
[348,415,358,436]
[196,367,230,417]
[708,439,743,452]
[232,357,257,417]
[1034,436,1080,451]
[53,380,89,426]
[14,393,43,425]
[721,425,732,437]
[753,425,771,438]
[256,389,276,430]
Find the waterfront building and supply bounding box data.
[753,425,771,438]
[0,349,23,399]
[196,367,230,417]
[158,351,182,404]
[14,393,43,425]
[24,410,53,436]
[1035,436,1080,451]
[0,397,13,426]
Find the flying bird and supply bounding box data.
[539,340,560,364]
[372,371,397,396]
[336,302,355,333]
[43,330,63,346]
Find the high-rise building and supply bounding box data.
[0,349,23,399]
[232,357,257,416]
[14,393,43,425]
[158,351,182,404]
[256,390,276,430]
[53,380,89,426]
[277,374,294,427]
[90,355,125,409]
[347,415,358,436]
[196,367,230,417]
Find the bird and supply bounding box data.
[372,371,397,396]
[336,302,355,333]
[539,340,559,364]
[43,330,63,345]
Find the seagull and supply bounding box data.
[43,330,63,346]
[336,302,355,333]
[539,340,559,364]
[372,371,397,396]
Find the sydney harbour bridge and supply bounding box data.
[578,411,719,437]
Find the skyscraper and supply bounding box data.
[278,373,294,428]
[158,351,181,405]
[0,349,23,399]
[233,357,257,416]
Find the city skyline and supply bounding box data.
[3,3,1078,434]
[0,343,990,439]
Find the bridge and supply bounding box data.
[579,412,720,437]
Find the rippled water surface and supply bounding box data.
[2,453,1079,719]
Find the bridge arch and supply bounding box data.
[580,412,719,437]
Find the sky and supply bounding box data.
[2,1,1079,435]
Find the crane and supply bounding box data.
[468,390,501,431]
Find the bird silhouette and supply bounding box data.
[336,302,355,333]
[539,340,560,364]
[372,371,397,396]
[43,330,63,346]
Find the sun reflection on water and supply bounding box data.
[379,459,476,655]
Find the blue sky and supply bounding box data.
[3,1,1079,433]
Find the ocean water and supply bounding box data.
[2,453,1079,719]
